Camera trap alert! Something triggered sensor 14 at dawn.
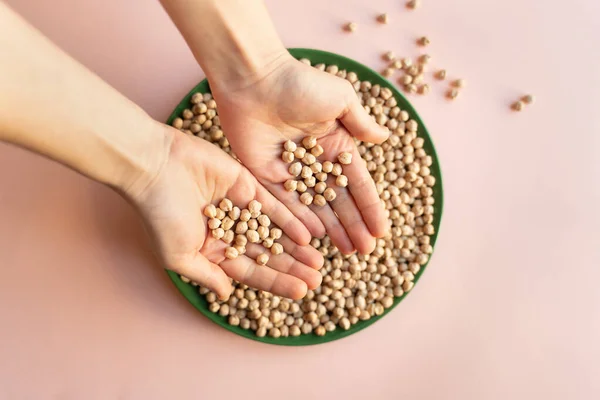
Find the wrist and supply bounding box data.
[112,120,174,201]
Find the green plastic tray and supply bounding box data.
[165,48,444,346]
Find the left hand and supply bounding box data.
[212,56,389,255]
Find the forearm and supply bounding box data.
[0,4,169,196]
[160,0,290,94]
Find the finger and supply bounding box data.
[325,173,377,255]
[277,234,324,270]
[245,244,323,290]
[265,181,326,239]
[340,88,389,144]
[255,184,313,246]
[171,254,232,300]
[219,255,308,300]
[340,147,388,238]
[310,200,355,255]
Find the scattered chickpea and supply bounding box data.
[435,69,447,80]
[377,13,389,24]
[521,94,534,105]
[289,162,302,177]
[418,84,430,95]
[451,79,465,88]
[447,88,459,100]
[344,22,357,32]
[313,194,327,207]
[511,101,524,112]
[382,68,395,78]
[417,36,430,46]
[282,151,294,163]
[204,204,217,219]
[323,188,337,202]
[406,0,420,9]
[383,51,396,62]
[418,54,431,64]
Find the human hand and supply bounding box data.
[127,125,324,300]
[212,56,390,255]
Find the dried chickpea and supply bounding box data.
[282,151,295,163]
[284,140,297,152]
[271,243,284,255]
[257,253,269,265]
[284,179,298,192]
[313,194,327,207]
[300,192,314,206]
[335,175,348,187]
[337,152,352,165]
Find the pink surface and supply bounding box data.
[1,0,599,398]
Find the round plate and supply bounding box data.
[165,48,444,346]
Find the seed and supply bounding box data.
[208,218,221,230]
[336,175,349,187]
[204,204,217,218]
[299,58,311,66]
[322,161,334,173]
[512,101,524,111]
[301,136,317,150]
[435,69,446,80]
[331,163,343,176]
[248,200,262,215]
[246,230,260,243]
[211,228,225,241]
[302,153,316,165]
[284,179,297,192]
[405,84,418,94]
[521,94,534,104]
[418,84,430,95]
[284,140,297,152]
[301,166,313,179]
[315,182,327,194]
[221,217,235,231]
[447,88,459,100]
[382,68,395,78]
[219,198,233,212]
[377,13,389,24]
[294,147,306,159]
[271,243,284,255]
[383,51,396,62]
[314,63,326,71]
[282,151,294,163]
[258,215,270,227]
[300,192,313,206]
[248,218,258,231]
[313,194,327,207]
[291,180,305,194]
[311,144,324,157]
[417,36,430,46]
[406,0,420,9]
[345,22,357,32]
[225,247,239,260]
[235,234,247,246]
[418,54,431,64]
[451,79,465,88]
[323,188,337,202]
[256,253,269,265]
[337,152,352,165]
[399,75,413,85]
[288,162,302,176]
[240,209,251,222]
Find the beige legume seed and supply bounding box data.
[338,152,352,165]
[296,180,307,193]
[521,94,534,104]
[248,219,258,231]
[284,140,297,152]
[246,230,260,243]
[383,51,395,61]
[208,218,221,230]
[300,192,314,205]
[417,36,430,46]
[322,161,334,173]
[311,144,324,157]
[239,209,251,222]
[323,188,337,201]
[294,147,306,159]
[302,136,317,149]
[406,0,420,9]
[270,228,282,240]
[336,175,348,187]
[299,58,311,66]
[282,151,295,163]
[248,200,262,214]
[204,204,217,218]
[314,194,327,207]
[447,88,459,100]
[257,253,269,265]
[301,166,313,179]
[284,179,298,192]
[225,247,239,259]
[512,101,524,111]
[315,182,327,194]
[289,162,302,176]
[271,243,284,255]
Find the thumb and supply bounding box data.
[339,89,390,144]
[171,254,232,300]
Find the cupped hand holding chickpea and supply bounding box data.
[212,56,390,255]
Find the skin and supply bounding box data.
[1,0,389,300]
[161,0,390,255]
[0,3,321,300]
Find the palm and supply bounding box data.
[215,60,389,255]
[133,128,323,299]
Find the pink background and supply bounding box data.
[1,0,599,398]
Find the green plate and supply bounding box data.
[165,48,444,346]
